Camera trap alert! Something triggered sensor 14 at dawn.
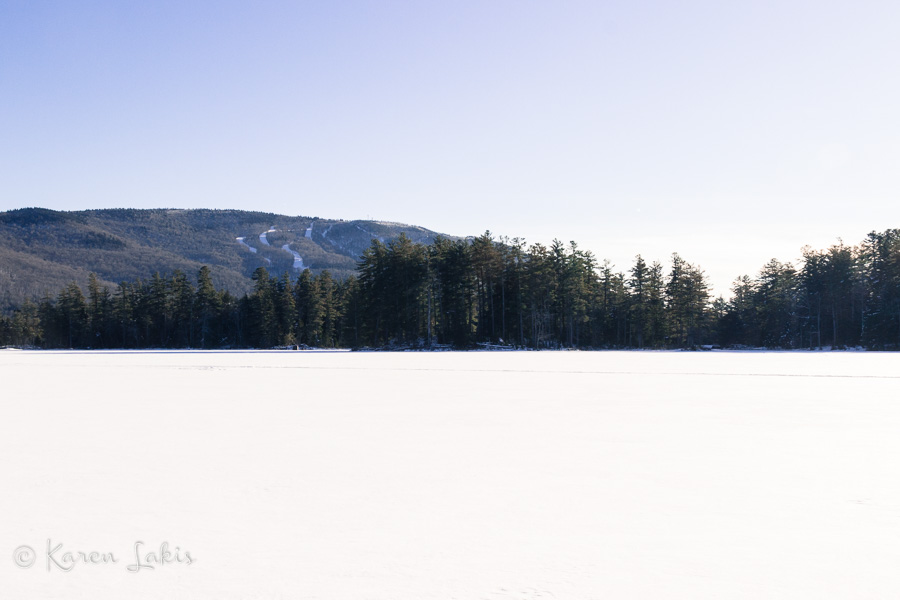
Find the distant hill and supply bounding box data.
[0,208,448,312]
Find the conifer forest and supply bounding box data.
[3,229,899,350]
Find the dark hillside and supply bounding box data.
[0,207,449,312]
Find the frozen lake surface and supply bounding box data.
[2,350,900,599]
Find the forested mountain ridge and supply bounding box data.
[0,207,445,312]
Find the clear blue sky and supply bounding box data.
[2,0,899,293]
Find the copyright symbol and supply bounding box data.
[14,545,35,568]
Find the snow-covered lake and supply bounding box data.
[2,350,900,599]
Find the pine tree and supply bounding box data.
[11,301,42,347]
[294,269,320,345]
[859,229,900,348]
[195,266,220,348]
[525,243,555,348]
[471,232,502,342]
[170,270,194,347]
[275,272,297,346]
[665,254,709,347]
[58,282,89,348]
[338,275,361,347]
[629,255,649,348]
[318,271,338,347]
[822,242,857,347]
[86,273,113,347]
[754,259,799,347]
[249,267,277,347]
[645,261,666,347]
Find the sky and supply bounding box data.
[2,0,899,294]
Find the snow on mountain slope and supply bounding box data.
[258,227,276,246]
[235,237,257,253]
[282,244,305,270]
[254,226,309,271]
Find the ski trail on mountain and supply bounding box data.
[248,226,308,271]
[235,237,257,253]
[259,227,276,246]
[282,244,305,270]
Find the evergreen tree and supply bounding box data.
[433,238,476,347]
[11,300,42,347]
[525,243,555,348]
[754,259,799,347]
[195,266,220,348]
[249,267,277,347]
[471,232,502,342]
[86,273,111,347]
[860,229,900,348]
[645,261,667,347]
[665,254,709,347]
[170,270,194,347]
[318,271,338,347]
[295,269,321,346]
[822,242,858,347]
[629,255,650,347]
[338,275,361,347]
[275,272,296,346]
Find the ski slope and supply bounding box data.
[258,227,276,246]
[282,244,304,270]
[2,350,900,599]
[239,227,308,270]
[234,236,256,253]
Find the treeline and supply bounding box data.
[2,229,899,350]
[719,229,900,349]
[0,266,357,350]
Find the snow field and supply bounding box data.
[1,350,899,599]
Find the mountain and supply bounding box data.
[0,207,448,312]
